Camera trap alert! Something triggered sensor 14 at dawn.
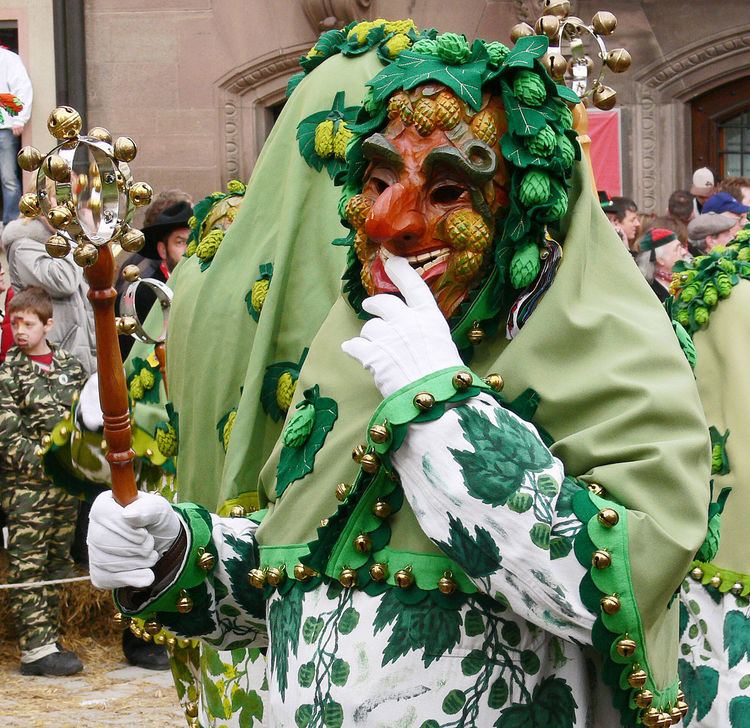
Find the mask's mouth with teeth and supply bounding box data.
[371,244,451,293]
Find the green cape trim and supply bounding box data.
[688,559,750,598]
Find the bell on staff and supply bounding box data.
[47,105,82,140]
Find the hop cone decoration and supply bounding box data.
[716,272,733,298]
[718,257,736,274]
[542,184,569,222]
[675,309,690,327]
[139,367,155,391]
[345,194,372,229]
[557,135,576,169]
[470,110,498,146]
[222,410,237,452]
[196,229,224,262]
[702,282,718,308]
[411,38,439,56]
[276,372,297,413]
[694,306,709,326]
[519,171,551,207]
[435,91,461,130]
[527,126,556,157]
[383,32,412,59]
[557,103,574,129]
[435,33,471,64]
[129,377,145,401]
[445,209,491,252]
[333,123,353,160]
[384,19,416,35]
[680,282,700,302]
[156,423,178,457]
[737,246,750,261]
[413,97,437,136]
[513,71,546,107]
[711,443,724,475]
[486,41,509,66]
[226,179,246,195]
[314,119,335,157]
[282,403,316,448]
[510,242,541,289]
[250,278,270,314]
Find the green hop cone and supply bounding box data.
[485,41,509,66]
[542,181,568,222]
[556,101,573,129]
[716,272,733,298]
[333,122,353,160]
[226,179,246,195]
[680,282,700,302]
[526,126,556,157]
[156,423,178,457]
[435,32,471,64]
[711,443,724,475]
[737,245,750,261]
[510,242,541,289]
[557,134,576,169]
[314,119,335,157]
[702,282,718,308]
[513,70,546,107]
[695,512,721,563]
[693,306,709,326]
[276,372,297,413]
[675,308,690,327]
[282,403,316,448]
[185,240,197,258]
[129,376,145,401]
[383,32,412,59]
[519,171,551,208]
[718,257,737,274]
[734,228,750,243]
[250,278,270,314]
[411,38,439,56]
[196,229,224,262]
[139,367,155,391]
[222,410,237,452]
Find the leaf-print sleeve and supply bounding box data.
[116,503,268,652]
[391,392,594,644]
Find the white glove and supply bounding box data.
[341,256,463,398]
[87,490,181,589]
[78,372,104,431]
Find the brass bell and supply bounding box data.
[709,573,722,589]
[229,505,246,518]
[176,589,193,614]
[593,84,617,111]
[130,624,144,639]
[34,446,44,457]
[592,550,612,569]
[438,571,457,595]
[120,227,146,253]
[129,181,153,207]
[635,689,654,708]
[88,126,112,143]
[606,48,632,74]
[627,668,648,689]
[600,594,621,615]
[47,105,82,139]
[655,713,672,728]
[266,566,286,587]
[368,424,389,444]
[509,22,534,43]
[43,153,71,183]
[452,371,473,390]
[45,234,71,258]
[588,483,604,496]
[17,145,43,171]
[353,533,372,554]
[592,10,617,35]
[543,0,571,18]
[732,582,744,595]
[641,708,660,727]
[122,264,141,282]
[48,205,73,229]
[413,392,435,411]
[112,612,131,630]
[616,637,637,658]
[153,632,166,645]
[535,15,560,39]
[73,242,99,268]
[145,449,154,460]
[185,702,199,719]
[676,701,689,718]
[248,568,266,589]
[360,452,380,474]
[352,444,367,462]
[668,707,684,724]
[166,636,176,649]
[369,562,388,582]
[690,566,704,581]
[548,53,568,80]
[597,508,619,527]
[293,563,316,582]
[320,518,329,527]
[395,568,414,589]
[339,568,358,588]
[41,434,52,447]
[59,425,69,438]
[115,316,137,335]
[197,549,215,571]
[677,689,685,703]
[113,136,137,162]
[177,638,190,649]
[144,618,162,636]
[484,373,504,391]
[19,192,41,217]
[335,482,351,502]
[372,499,392,519]
[467,324,485,344]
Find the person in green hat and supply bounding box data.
[87,23,710,727]
[635,227,688,301]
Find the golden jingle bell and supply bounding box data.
[360,452,380,474]
[413,392,435,411]
[368,424,389,444]
[41,434,52,447]
[129,624,144,639]
[395,568,414,589]
[176,590,193,614]
[606,48,632,74]
[547,53,568,80]
[641,708,661,727]
[588,483,605,496]
[616,637,637,658]
[438,571,457,595]
[144,618,162,636]
[266,566,286,587]
[535,15,560,39]
[335,482,351,501]
[229,505,246,518]
[185,702,199,719]
[601,595,621,615]
[627,668,648,689]
[352,444,367,463]
[87,126,112,143]
[452,371,473,390]
[372,499,392,519]
[166,636,177,649]
[709,574,722,589]
[129,182,153,207]
[339,568,358,588]
[113,136,137,163]
[153,632,166,645]
[45,234,71,259]
[47,205,73,229]
[635,689,654,709]
[676,700,689,718]
[597,508,619,527]
[732,582,744,595]
[293,564,316,582]
[197,550,215,571]
[593,84,617,111]
[120,227,146,253]
[122,264,141,282]
[47,105,82,139]
[591,10,617,35]
[668,706,684,724]
[112,612,131,630]
[690,566,704,581]
[248,568,267,589]
[43,153,71,183]
[369,562,388,582]
[467,324,485,345]
[73,242,99,268]
[592,549,612,569]
[509,22,534,42]
[115,316,137,335]
[484,373,504,391]
[353,533,372,554]
[17,145,43,171]
[19,192,41,218]
[543,0,571,18]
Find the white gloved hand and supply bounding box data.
[87,490,181,589]
[341,256,463,398]
[78,372,104,431]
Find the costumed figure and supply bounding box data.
[87,22,711,728]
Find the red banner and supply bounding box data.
[587,109,622,197]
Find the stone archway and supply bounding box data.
[632,25,750,212]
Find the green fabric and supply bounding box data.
[254,159,710,697]
[693,279,750,576]
[157,50,384,512]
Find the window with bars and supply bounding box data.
[719,111,750,176]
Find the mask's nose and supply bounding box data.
[364,182,427,252]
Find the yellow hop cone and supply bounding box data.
[196,228,224,262]
[275,372,297,413]
[333,123,353,160]
[129,377,145,401]
[188,215,198,230]
[347,21,374,44]
[383,33,412,59]
[250,278,270,313]
[384,19,416,35]
[185,240,197,257]
[314,119,335,158]
[445,208,492,253]
[139,367,155,390]
[222,410,237,452]
[156,423,178,457]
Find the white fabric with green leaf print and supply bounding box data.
[678,581,750,727]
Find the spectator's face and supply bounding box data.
[10,309,52,352]
[705,225,739,251]
[158,227,190,271]
[740,186,750,206]
[621,209,640,243]
[657,239,689,273]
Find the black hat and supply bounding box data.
[598,190,614,209]
[140,201,193,259]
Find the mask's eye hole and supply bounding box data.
[431,184,466,205]
[370,177,390,195]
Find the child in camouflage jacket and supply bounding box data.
[0,286,88,676]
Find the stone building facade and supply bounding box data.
[5,0,750,212]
